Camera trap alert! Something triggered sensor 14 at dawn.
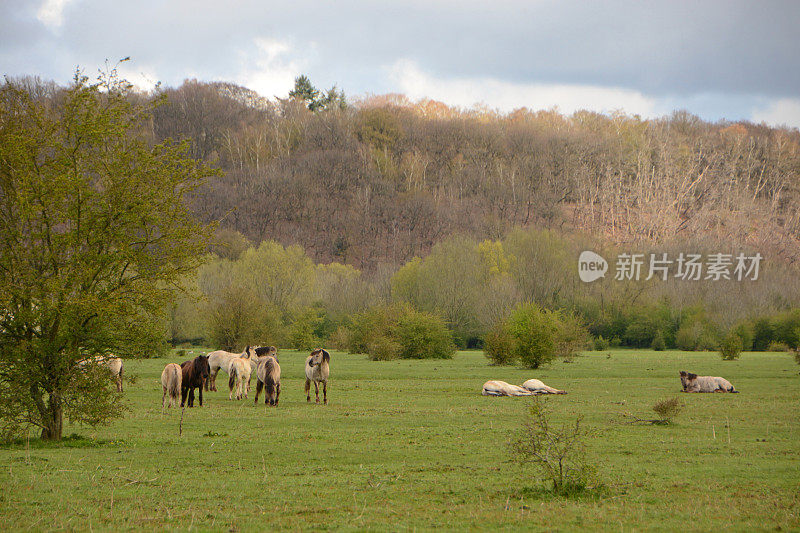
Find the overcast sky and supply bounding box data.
[2,0,799,127]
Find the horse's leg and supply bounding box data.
[314,381,320,404]
[199,385,203,406]
[275,382,280,406]
[162,387,167,409]
[180,387,187,407]
[323,381,327,405]
[254,380,263,405]
[305,378,311,402]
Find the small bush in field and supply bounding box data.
[554,311,589,362]
[652,397,683,424]
[719,332,743,361]
[593,335,610,351]
[767,341,791,352]
[485,326,517,365]
[396,309,455,359]
[510,399,600,496]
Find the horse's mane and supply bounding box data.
[321,349,330,363]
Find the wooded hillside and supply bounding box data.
[148,80,800,271]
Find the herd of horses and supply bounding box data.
[159,346,331,408]
[481,371,738,396]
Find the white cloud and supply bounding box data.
[387,59,659,117]
[236,38,303,100]
[36,0,74,29]
[751,98,800,130]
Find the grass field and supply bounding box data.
[1,349,798,531]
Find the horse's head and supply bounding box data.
[679,370,688,390]
[197,355,211,379]
[308,348,329,367]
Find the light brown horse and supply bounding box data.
[160,363,182,408]
[305,348,330,404]
[228,358,252,400]
[679,371,738,393]
[205,346,257,391]
[481,380,534,396]
[254,353,281,406]
[78,354,124,392]
[521,379,567,395]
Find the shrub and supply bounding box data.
[651,330,666,351]
[652,397,683,423]
[367,336,402,361]
[348,304,454,360]
[752,317,775,351]
[485,326,517,365]
[719,331,743,361]
[554,311,589,362]
[593,335,610,351]
[507,304,558,369]
[767,341,791,352]
[396,309,455,359]
[510,400,599,496]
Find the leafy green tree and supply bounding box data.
[0,72,215,440]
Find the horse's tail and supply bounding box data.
[169,368,181,399]
[228,367,236,391]
[730,387,739,393]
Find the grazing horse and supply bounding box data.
[228,357,252,400]
[521,379,567,395]
[305,348,330,404]
[78,354,124,392]
[679,371,738,393]
[254,353,281,406]
[160,363,182,408]
[180,355,210,407]
[205,346,257,391]
[481,380,534,396]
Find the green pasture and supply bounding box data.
[1,350,798,531]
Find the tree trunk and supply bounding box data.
[40,393,63,440]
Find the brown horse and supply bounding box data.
[180,355,210,407]
[254,353,281,406]
[305,348,330,404]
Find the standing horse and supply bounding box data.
[78,354,124,392]
[228,357,252,400]
[205,346,257,391]
[304,348,330,404]
[160,363,182,408]
[254,353,281,406]
[180,355,210,407]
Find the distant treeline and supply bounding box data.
[169,230,800,355]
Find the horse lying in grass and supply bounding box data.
[228,358,252,400]
[679,371,738,393]
[481,380,534,396]
[521,379,567,395]
[180,355,210,407]
[78,354,124,392]
[205,346,257,391]
[305,348,330,404]
[254,352,281,406]
[160,363,182,408]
